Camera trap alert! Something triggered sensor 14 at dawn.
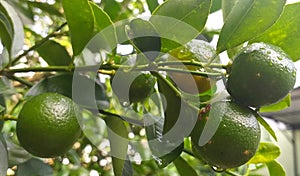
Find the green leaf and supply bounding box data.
[103,0,122,21]
[216,0,286,53]
[145,114,184,168]
[16,158,53,176]
[126,18,161,61]
[152,72,198,139]
[210,0,221,13]
[260,94,291,113]
[0,134,8,176]
[4,135,32,166]
[0,11,13,54]
[146,0,160,13]
[0,47,9,70]
[173,156,198,176]
[248,142,280,164]
[150,0,211,51]
[36,40,72,66]
[89,2,117,51]
[27,1,62,17]
[62,0,94,56]
[256,114,277,141]
[105,116,132,176]
[0,1,24,57]
[26,74,109,109]
[266,160,286,176]
[0,77,15,94]
[221,0,238,20]
[251,2,300,62]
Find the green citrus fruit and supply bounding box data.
[129,73,156,103]
[191,100,261,169]
[16,92,81,158]
[168,40,220,94]
[226,42,296,108]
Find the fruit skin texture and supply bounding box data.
[226,42,296,108]
[191,100,261,169]
[17,92,81,158]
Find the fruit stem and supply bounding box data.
[156,60,228,69]
[1,114,18,121]
[204,53,219,67]
[158,67,222,78]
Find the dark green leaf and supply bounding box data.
[146,0,160,13]
[27,1,62,17]
[26,74,109,109]
[89,2,117,51]
[210,0,221,13]
[105,116,131,176]
[36,40,72,66]
[248,142,280,164]
[145,114,184,168]
[0,134,8,176]
[260,94,291,113]
[256,114,277,141]
[16,158,53,176]
[62,0,94,56]
[150,0,211,51]
[103,0,122,21]
[0,1,24,57]
[0,94,6,131]
[251,2,300,62]
[173,156,198,176]
[266,160,286,176]
[0,11,13,54]
[152,72,198,139]
[217,0,285,53]
[126,18,161,61]
[221,0,238,20]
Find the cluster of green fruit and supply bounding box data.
[15,42,296,172]
[190,42,296,169]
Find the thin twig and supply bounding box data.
[11,22,68,65]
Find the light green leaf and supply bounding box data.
[105,116,131,176]
[217,0,285,53]
[16,158,53,176]
[62,0,94,56]
[248,142,280,164]
[256,114,277,141]
[89,2,117,51]
[221,0,238,20]
[266,160,286,176]
[260,94,291,113]
[251,2,300,62]
[36,40,72,66]
[150,0,211,51]
[0,1,24,57]
[0,47,9,70]
[0,134,8,176]
[173,156,198,176]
